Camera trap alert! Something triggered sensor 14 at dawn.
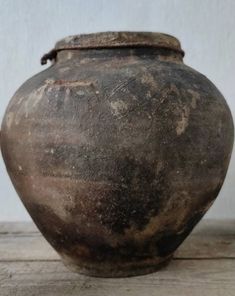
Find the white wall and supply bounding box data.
[0,0,234,221]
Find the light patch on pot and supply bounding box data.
[59,67,70,73]
[160,84,180,104]
[141,72,156,87]
[65,88,70,103]
[110,100,128,116]
[28,84,48,109]
[188,89,200,109]
[146,91,151,98]
[52,80,93,87]
[66,51,73,60]
[33,186,74,222]
[76,89,85,96]
[159,53,182,63]
[16,94,26,106]
[156,161,164,175]
[5,112,14,129]
[15,80,80,122]
[45,79,55,85]
[217,120,222,135]
[176,106,190,135]
[18,175,79,223]
[63,35,74,44]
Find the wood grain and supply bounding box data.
[0,219,234,296]
[0,260,235,296]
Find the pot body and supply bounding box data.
[1,32,234,277]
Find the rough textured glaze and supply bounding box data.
[1,32,234,277]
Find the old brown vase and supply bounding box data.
[1,32,234,277]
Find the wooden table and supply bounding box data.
[0,219,234,296]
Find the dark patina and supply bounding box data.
[1,32,234,277]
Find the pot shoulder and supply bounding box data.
[2,58,233,153]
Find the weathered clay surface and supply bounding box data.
[1,32,234,277]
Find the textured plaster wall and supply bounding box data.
[0,0,234,221]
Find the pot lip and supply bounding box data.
[54,31,184,55]
[41,32,184,65]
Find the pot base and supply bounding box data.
[61,254,173,278]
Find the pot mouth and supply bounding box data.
[56,31,184,53]
[41,32,184,65]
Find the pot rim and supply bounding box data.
[41,32,184,65]
[55,31,184,53]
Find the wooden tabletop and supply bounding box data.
[0,219,234,296]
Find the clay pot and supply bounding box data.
[1,32,234,277]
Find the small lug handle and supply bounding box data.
[41,49,57,65]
